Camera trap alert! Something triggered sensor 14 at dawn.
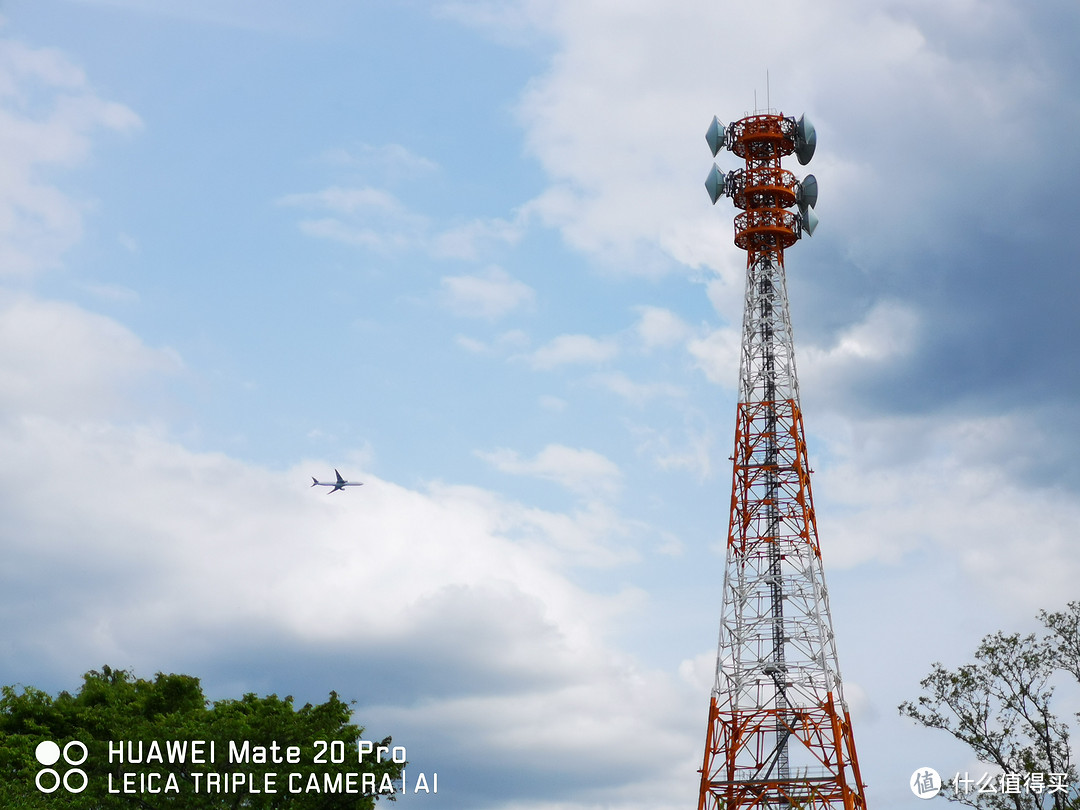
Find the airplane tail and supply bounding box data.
[311,477,319,487]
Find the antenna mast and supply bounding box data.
[700,110,866,810]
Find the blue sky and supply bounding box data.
[2,0,1080,807]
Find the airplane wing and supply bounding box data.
[335,469,346,485]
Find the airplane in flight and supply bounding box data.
[311,469,363,493]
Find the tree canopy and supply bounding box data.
[901,602,1080,810]
[0,666,403,809]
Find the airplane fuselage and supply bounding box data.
[311,469,363,493]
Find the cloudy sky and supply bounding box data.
[2,0,1079,807]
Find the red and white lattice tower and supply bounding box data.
[696,109,867,810]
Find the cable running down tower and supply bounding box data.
[697,108,867,810]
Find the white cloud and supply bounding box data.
[478,444,622,501]
[506,2,728,276]
[627,416,714,480]
[678,650,716,696]
[60,0,324,34]
[633,306,691,350]
[591,371,684,406]
[687,327,740,387]
[701,273,744,327]
[805,301,919,367]
[0,325,689,800]
[117,232,139,253]
[0,38,87,92]
[0,36,141,276]
[277,185,428,253]
[475,0,1067,324]
[497,329,531,349]
[454,328,531,355]
[0,285,643,694]
[528,333,618,370]
[279,188,525,263]
[0,294,179,420]
[436,1,551,46]
[813,410,1080,610]
[277,186,404,215]
[455,334,489,354]
[319,142,439,177]
[296,218,410,252]
[433,216,525,260]
[375,661,700,807]
[0,407,691,810]
[799,301,921,403]
[0,335,635,660]
[441,266,535,320]
[77,281,140,303]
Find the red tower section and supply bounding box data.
[697,111,866,810]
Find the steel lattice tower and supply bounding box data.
[696,109,867,810]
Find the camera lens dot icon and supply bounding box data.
[35,740,88,794]
[35,741,61,767]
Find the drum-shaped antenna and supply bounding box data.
[795,113,817,165]
[706,117,727,157]
[797,174,818,209]
[705,164,727,204]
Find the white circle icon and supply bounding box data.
[63,741,88,766]
[36,769,61,793]
[911,767,941,799]
[35,741,61,766]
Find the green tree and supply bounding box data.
[900,603,1080,810]
[0,666,404,808]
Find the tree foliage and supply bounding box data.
[0,666,403,809]
[900,603,1080,810]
